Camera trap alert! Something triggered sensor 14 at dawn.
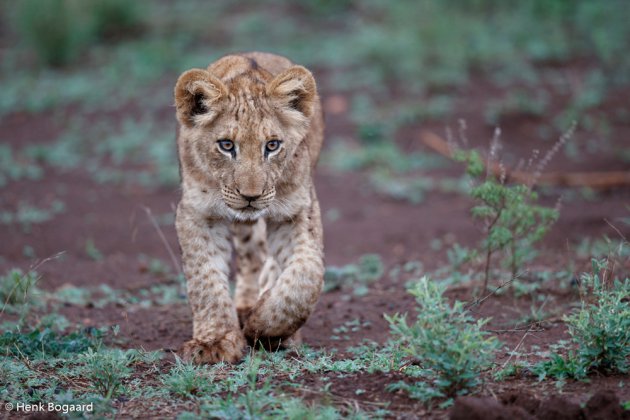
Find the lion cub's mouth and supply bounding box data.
[229,200,269,211]
[240,204,262,211]
[228,203,269,221]
[220,185,276,216]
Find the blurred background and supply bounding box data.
[1,0,629,267]
[1,3,629,414]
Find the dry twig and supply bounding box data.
[421,130,630,189]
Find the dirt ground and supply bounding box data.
[1,68,630,418]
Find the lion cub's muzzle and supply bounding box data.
[221,185,276,212]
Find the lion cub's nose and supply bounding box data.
[237,189,262,202]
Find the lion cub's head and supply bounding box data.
[174,55,317,221]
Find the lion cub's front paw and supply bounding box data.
[180,331,246,364]
[243,311,304,351]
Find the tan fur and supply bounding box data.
[174,52,324,363]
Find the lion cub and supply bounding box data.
[173,52,324,363]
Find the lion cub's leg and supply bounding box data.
[176,204,245,364]
[257,256,281,296]
[232,220,303,350]
[232,218,266,325]
[243,195,324,346]
[251,255,302,350]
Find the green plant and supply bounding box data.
[85,239,104,261]
[24,115,179,188]
[493,361,529,381]
[15,0,94,66]
[0,145,42,187]
[455,149,559,290]
[199,356,343,418]
[532,351,586,382]
[429,244,478,286]
[566,259,630,374]
[0,200,65,233]
[576,236,630,260]
[299,0,353,16]
[367,170,468,204]
[90,0,142,40]
[0,327,101,358]
[0,357,45,403]
[323,139,446,175]
[15,0,143,67]
[161,358,216,398]
[138,255,172,277]
[484,89,550,125]
[324,254,384,293]
[0,268,39,306]
[533,258,630,382]
[330,318,372,341]
[79,348,136,399]
[513,300,552,326]
[386,276,500,403]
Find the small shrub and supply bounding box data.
[385,276,500,402]
[472,179,558,281]
[567,259,630,374]
[534,258,630,381]
[455,147,559,290]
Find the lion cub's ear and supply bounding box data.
[174,69,228,127]
[267,66,317,118]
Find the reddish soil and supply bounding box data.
[451,389,630,420]
[1,70,629,418]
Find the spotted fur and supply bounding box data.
[174,52,324,363]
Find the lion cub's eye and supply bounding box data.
[217,139,235,154]
[265,140,281,156]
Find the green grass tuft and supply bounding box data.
[0,327,102,358]
[0,268,39,306]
